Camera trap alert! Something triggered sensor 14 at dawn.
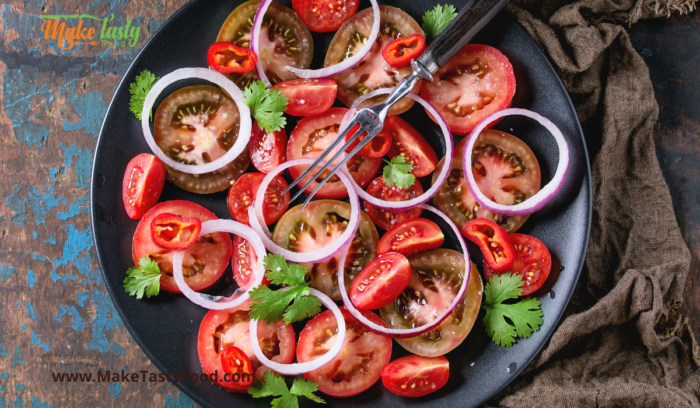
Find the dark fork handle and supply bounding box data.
[416,0,510,74]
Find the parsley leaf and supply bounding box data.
[482,272,544,347]
[249,372,325,408]
[382,156,416,189]
[124,257,161,299]
[243,80,288,133]
[421,4,458,40]
[128,70,159,121]
[250,255,322,325]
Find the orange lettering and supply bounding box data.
[87,27,96,39]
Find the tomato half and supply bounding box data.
[344,123,392,158]
[381,355,449,397]
[133,201,231,293]
[420,44,516,136]
[292,0,360,32]
[297,307,392,397]
[377,218,444,256]
[227,172,290,226]
[349,252,411,309]
[363,177,423,231]
[150,213,201,250]
[384,115,438,177]
[382,34,426,69]
[461,218,515,273]
[484,233,552,296]
[198,300,295,392]
[232,235,270,288]
[220,346,254,387]
[250,121,287,174]
[271,78,337,117]
[122,153,165,219]
[207,42,257,74]
[287,108,381,198]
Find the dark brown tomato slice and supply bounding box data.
[153,85,250,194]
[380,249,483,357]
[216,0,314,88]
[363,176,423,231]
[132,200,232,293]
[377,218,444,257]
[432,129,541,232]
[198,300,295,392]
[297,307,392,397]
[292,0,360,33]
[325,6,422,115]
[384,115,438,177]
[287,108,381,198]
[227,172,290,226]
[420,44,516,136]
[231,235,271,288]
[272,200,378,301]
[250,121,287,174]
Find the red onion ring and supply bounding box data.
[285,0,380,79]
[337,204,471,338]
[249,287,346,375]
[250,0,273,87]
[464,108,569,216]
[247,158,360,263]
[172,219,265,310]
[141,68,252,174]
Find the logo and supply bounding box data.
[40,13,141,50]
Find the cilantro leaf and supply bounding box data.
[382,156,416,189]
[249,372,325,408]
[128,70,159,121]
[284,291,322,324]
[243,80,288,133]
[264,254,307,287]
[290,377,325,404]
[482,273,544,347]
[124,257,161,299]
[421,4,458,40]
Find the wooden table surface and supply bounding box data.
[0,1,696,407]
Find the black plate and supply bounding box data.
[90,0,591,406]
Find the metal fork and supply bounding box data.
[283,0,511,208]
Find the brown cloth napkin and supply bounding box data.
[485,0,700,406]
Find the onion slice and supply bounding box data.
[141,68,252,174]
[342,90,453,210]
[247,158,360,263]
[284,0,380,79]
[172,219,265,310]
[249,287,346,375]
[464,108,569,216]
[250,0,273,87]
[337,204,471,338]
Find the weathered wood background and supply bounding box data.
[0,0,696,407]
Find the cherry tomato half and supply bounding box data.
[383,115,438,177]
[122,153,165,220]
[232,235,270,288]
[377,218,444,257]
[483,233,552,296]
[382,34,426,69]
[150,213,202,250]
[227,172,290,226]
[363,176,423,231]
[207,42,258,74]
[250,121,287,174]
[349,252,411,309]
[381,355,449,397]
[292,0,360,32]
[462,218,515,273]
[345,124,392,158]
[271,78,337,117]
[220,345,254,387]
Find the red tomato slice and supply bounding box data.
[483,233,552,296]
[297,307,392,397]
[349,252,411,309]
[227,172,290,226]
[292,0,360,32]
[150,213,201,250]
[381,355,449,397]
[363,176,423,231]
[133,201,231,293]
[231,235,270,288]
[250,121,287,174]
[122,153,165,220]
[377,218,444,256]
[344,124,392,158]
[220,346,254,387]
[271,78,337,117]
[384,115,438,177]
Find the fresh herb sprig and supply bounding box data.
[129,70,160,121]
[382,156,416,189]
[249,371,325,408]
[243,80,288,133]
[124,257,161,299]
[421,4,458,40]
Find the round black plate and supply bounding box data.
[90,1,591,406]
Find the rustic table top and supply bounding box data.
[0,1,696,407]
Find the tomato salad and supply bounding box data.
[121,0,569,406]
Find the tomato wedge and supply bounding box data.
[381,355,449,397]
[220,346,254,387]
[483,233,552,296]
[228,172,290,226]
[150,213,202,250]
[382,34,426,68]
[122,153,165,220]
[292,0,360,32]
[232,235,270,288]
[207,42,258,74]
[250,121,287,174]
[363,176,423,231]
[349,252,411,309]
[377,218,444,256]
[383,115,437,177]
[345,124,392,158]
[462,218,514,273]
[271,79,337,117]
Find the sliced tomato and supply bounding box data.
[250,121,287,174]
[232,235,270,288]
[363,177,423,231]
[150,213,201,250]
[220,346,254,387]
[344,124,392,158]
[207,42,257,74]
[462,218,515,273]
[432,129,541,232]
[384,115,438,177]
[133,201,231,294]
[377,218,444,256]
[122,153,165,219]
[292,0,360,32]
[227,172,290,226]
[382,34,426,69]
[420,44,516,136]
[381,355,449,397]
[198,300,295,392]
[287,108,381,198]
[349,252,411,309]
[297,307,392,397]
[271,78,337,117]
[484,233,552,296]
